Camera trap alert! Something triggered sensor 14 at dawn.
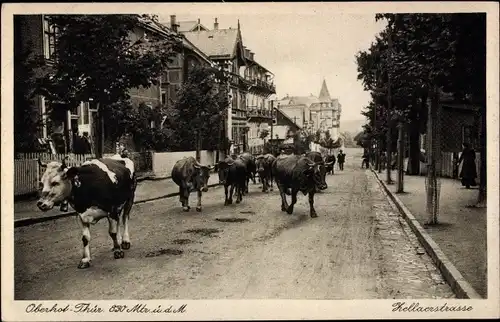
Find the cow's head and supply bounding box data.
[217,158,234,185]
[255,155,266,174]
[304,161,328,191]
[37,157,78,211]
[193,161,214,192]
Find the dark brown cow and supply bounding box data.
[171,157,214,212]
[238,152,257,194]
[255,153,276,193]
[217,157,247,205]
[273,154,327,218]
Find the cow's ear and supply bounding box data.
[64,167,79,180]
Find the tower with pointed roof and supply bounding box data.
[277,79,342,144]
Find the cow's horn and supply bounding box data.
[38,158,47,168]
[61,155,69,168]
[208,165,215,170]
[227,160,234,166]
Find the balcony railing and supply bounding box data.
[246,108,273,119]
[244,76,276,93]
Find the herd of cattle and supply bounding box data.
[36,151,335,269]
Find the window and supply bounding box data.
[83,103,90,125]
[77,103,90,125]
[168,84,179,102]
[232,92,238,109]
[43,16,58,60]
[168,70,181,83]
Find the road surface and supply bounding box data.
[14,149,454,300]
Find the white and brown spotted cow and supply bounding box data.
[37,155,137,269]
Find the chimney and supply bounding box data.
[170,15,179,33]
[249,52,254,61]
[214,17,219,30]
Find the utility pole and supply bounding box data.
[386,26,394,184]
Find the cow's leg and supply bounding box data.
[245,177,249,194]
[121,198,133,250]
[228,184,235,204]
[183,187,190,212]
[76,207,108,269]
[308,191,318,218]
[224,185,230,206]
[196,190,203,212]
[287,189,298,215]
[236,181,243,203]
[76,216,92,269]
[108,216,124,259]
[260,174,267,192]
[179,186,185,206]
[278,185,289,212]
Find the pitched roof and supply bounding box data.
[279,95,319,107]
[277,109,302,130]
[182,29,239,58]
[318,79,331,102]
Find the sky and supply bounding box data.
[159,12,386,122]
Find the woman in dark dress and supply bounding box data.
[457,143,477,189]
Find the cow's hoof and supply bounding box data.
[78,261,91,269]
[114,250,125,259]
[224,201,229,206]
[228,199,233,205]
[121,241,131,250]
[310,213,318,218]
[286,208,294,215]
[270,188,274,191]
[182,207,190,212]
[196,206,202,212]
[281,205,287,212]
[236,199,241,204]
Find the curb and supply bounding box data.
[14,183,221,228]
[370,167,482,299]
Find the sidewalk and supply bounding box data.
[14,175,221,222]
[384,174,487,298]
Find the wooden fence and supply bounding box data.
[419,151,481,181]
[14,152,153,197]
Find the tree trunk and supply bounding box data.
[426,84,440,225]
[386,125,393,184]
[196,130,202,162]
[396,122,405,193]
[476,107,487,207]
[408,120,421,175]
[95,103,104,158]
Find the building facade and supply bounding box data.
[277,79,342,141]
[181,18,276,155]
[14,14,210,153]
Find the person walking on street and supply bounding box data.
[457,142,477,189]
[337,149,346,171]
[361,150,370,169]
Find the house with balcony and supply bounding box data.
[14,14,211,154]
[278,79,342,141]
[181,18,276,155]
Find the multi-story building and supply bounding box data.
[14,14,210,153]
[277,79,342,141]
[181,18,276,154]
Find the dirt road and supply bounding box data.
[14,149,454,299]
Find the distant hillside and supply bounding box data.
[340,119,366,135]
